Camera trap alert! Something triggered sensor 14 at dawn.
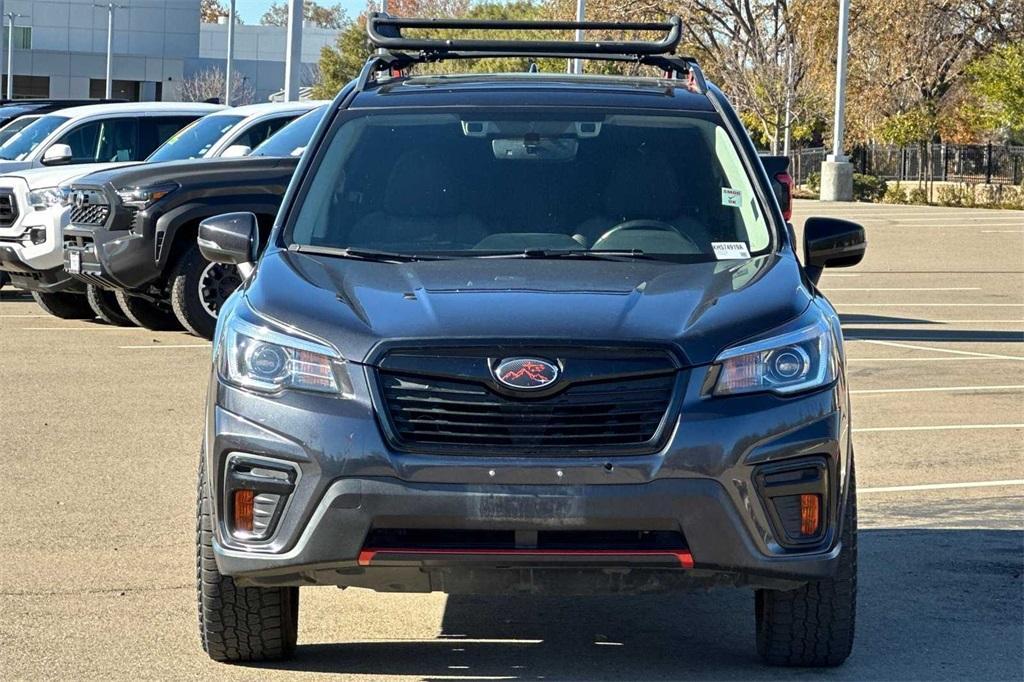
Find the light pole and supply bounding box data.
[94,3,126,99]
[283,0,303,102]
[4,12,25,100]
[571,0,585,75]
[820,0,853,201]
[225,0,236,105]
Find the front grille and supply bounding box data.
[69,204,110,226]
[379,371,677,455]
[0,190,18,227]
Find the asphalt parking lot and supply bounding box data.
[1,199,1022,680]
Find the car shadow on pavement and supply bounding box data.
[256,529,1023,681]
[843,325,1024,343]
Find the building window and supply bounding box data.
[89,79,141,102]
[2,26,31,50]
[0,75,49,99]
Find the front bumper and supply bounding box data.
[207,355,853,593]
[64,224,155,291]
[0,206,78,292]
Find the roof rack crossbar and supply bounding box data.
[367,13,682,57]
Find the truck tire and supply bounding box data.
[170,243,242,340]
[30,290,93,319]
[755,462,857,667]
[196,453,299,662]
[115,290,183,331]
[86,284,135,327]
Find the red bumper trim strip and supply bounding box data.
[357,548,694,569]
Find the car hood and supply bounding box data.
[244,249,813,366]
[0,160,31,173]
[3,162,134,188]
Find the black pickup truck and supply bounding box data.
[62,107,324,338]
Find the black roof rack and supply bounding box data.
[367,14,682,56]
[357,13,706,94]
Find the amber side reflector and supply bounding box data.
[800,494,821,536]
[234,489,254,532]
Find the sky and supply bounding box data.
[233,0,369,25]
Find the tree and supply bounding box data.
[967,42,1024,141]
[180,66,255,105]
[261,1,347,29]
[201,0,228,23]
[312,18,373,99]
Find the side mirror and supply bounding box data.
[221,144,252,158]
[803,217,866,285]
[198,212,258,277]
[42,143,73,166]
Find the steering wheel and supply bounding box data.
[592,219,700,251]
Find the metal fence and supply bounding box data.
[787,143,1024,186]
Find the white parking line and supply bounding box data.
[848,356,1013,362]
[20,326,123,331]
[0,314,50,318]
[839,301,1024,303]
[859,339,1024,360]
[826,287,981,291]
[850,385,1024,395]
[854,424,1023,433]
[982,230,1024,233]
[118,344,210,349]
[860,479,1024,494]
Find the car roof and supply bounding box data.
[208,101,331,120]
[44,101,225,120]
[350,73,716,112]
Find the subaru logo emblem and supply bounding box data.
[74,191,87,209]
[493,357,559,390]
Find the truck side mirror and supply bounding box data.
[42,143,73,166]
[198,212,258,277]
[803,217,865,285]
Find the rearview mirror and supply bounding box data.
[42,143,73,166]
[198,212,258,277]
[221,144,252,158]
[803,217,865,285]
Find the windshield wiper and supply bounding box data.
[289,244,445,263]
[477,248,669,262]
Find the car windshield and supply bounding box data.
[0,115,41,146]
[146,114,244,162]
[286,109,773,262]
[250,106,326,158]
[0,114,68,161]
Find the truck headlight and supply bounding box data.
[27,187,63,210]
[218,315,349,395]
[713,318,838,396]
[115,182,177,209]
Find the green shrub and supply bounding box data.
[882,184,907,204]
[805,171,821,193]
[1002,186,1024,210]
[852,173,887,202]
[907,187,929,204]
[936,184,965,206]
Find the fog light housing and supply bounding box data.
[754,458,829,547]
[223,454,298,541]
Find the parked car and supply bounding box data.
[0,98,125,130]
[193,15,866,667]
[0,102,221,317]
[0,101,222,173]
[145,101,326,163]
[62,105,327,334]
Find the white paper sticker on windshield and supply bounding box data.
[712,242,751,260]
[721,187,742,207]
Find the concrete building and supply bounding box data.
[0,0,339,104]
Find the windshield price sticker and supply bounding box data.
[712,242,751,260]
[721,187,743,207]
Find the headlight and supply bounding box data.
[27,187,63,210]
[115,182,177,209]
[713,318,838,396]
[218,315,348,395]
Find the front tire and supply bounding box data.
[30,290,93,319]
[170,243,242,340]
[755,463,857,667]
[115,290,182,331]
[196,454,299,662]
[86,284,135,326]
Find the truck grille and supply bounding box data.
[0,190,18,227]
[69,204,110,226]
[379,371,677,455]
